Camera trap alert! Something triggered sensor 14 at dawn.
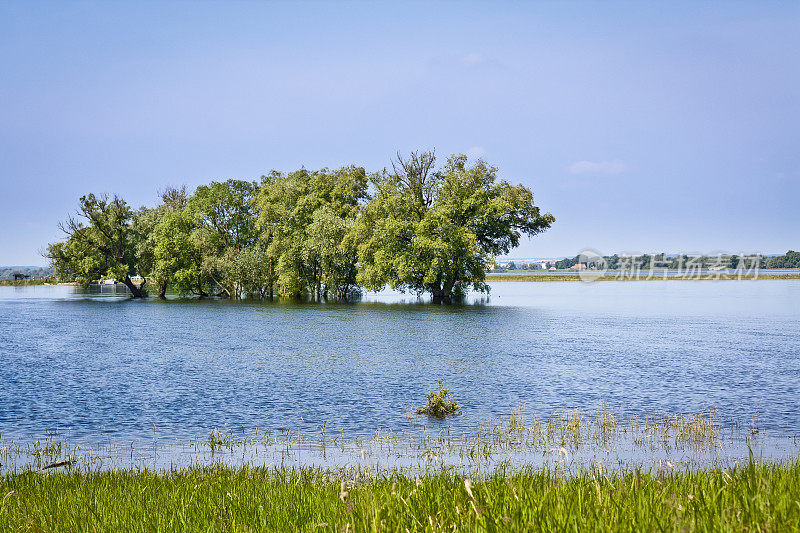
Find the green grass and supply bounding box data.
[485,273,800,282]
[2,461,799,531]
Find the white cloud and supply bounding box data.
[460,53,484,67]
[567,160,627,175]
[466,146,486,158]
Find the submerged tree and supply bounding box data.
[351,151,554,303]
[46,193,147,297]
[151,200,208,298]
[190,179,260,299]
[47,151,553,301]
[134,186,190,298]
[257,166,367,299]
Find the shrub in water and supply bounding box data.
[416,380,461,417]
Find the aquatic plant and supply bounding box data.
[0,406,788,478]
[416,380,462,418]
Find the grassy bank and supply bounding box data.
[1,461,799,531]
[485,273,800,282]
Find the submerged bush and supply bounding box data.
[416,380,461,417]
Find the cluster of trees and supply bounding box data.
[47,151,554,303]
[766,250,800,269]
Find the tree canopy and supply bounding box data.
[47,151,554,301]
[47,193,147,297]
[350,152,554,302]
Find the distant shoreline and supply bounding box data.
[0,279,72,286]
[485,273,800,282]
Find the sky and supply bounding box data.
[1,1,798,265]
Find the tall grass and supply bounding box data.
[1,407,782,476]
[1,460,799,531]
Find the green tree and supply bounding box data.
[46,153,556,302]
[190,180,260,299]
[46,193,147,297]
[151,202,210,297]
[131,186,190,298]
[257,166,367,299]
[767,250,800,269]
[306,206,360,299]
[351,151,554,303]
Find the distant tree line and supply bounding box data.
[492,261,549,272]
[766,250,800,269]
[552,251,799,271]
[0,266,54,281]
[46,151,554,303]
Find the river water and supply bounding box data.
[1,281,798,450]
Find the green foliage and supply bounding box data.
[46,151,553,300]
[152,205,206,297]
[46,193,147,296]
[134,186,191,297]
[2,461,800,531]
[416,379,462,417]
[767,250,800,269]
[189,180,260,299]
[256,166,367,299]
[352,151,554,302]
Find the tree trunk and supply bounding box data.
[158,278,168,299]
[123,275,144,298]
[430,279,455,304]
[268,261,275,299]
[442,279,455,303]
[196,274,208,298]
[429,282,444,304]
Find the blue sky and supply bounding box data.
[1,1,798,265]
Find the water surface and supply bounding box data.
[1,281,798,446]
